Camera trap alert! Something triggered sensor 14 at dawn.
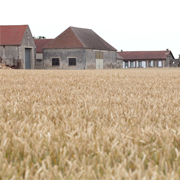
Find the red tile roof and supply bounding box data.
[34,39,53,53]
[117,50,174,60]
[0,25,28,45]
[44,26,117,51]
[117,53,123,60]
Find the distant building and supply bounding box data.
[34,39,53,69]
[117,49,175,68]
[0,25,36,69]
[43,26,118,70]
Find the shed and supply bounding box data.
[117,49,175,68]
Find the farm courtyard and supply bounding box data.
[1,69,180,179]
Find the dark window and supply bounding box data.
[130,61,135,67]
[149,61,153,67]
[69,58,76,66]
[139,61,142,67]
[125,61,128,68]
[52,58,59,66]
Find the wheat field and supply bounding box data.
[1,69,180,179]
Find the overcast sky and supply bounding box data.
[1,0,180,58]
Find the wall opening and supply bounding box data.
[25,48,31,69]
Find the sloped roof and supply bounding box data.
[0,25,28,45]
[34,39,53,53]
[44,26,117,51]
[117,50,174,60]
[117,53,124,60]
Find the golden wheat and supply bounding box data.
[1,69,180,179]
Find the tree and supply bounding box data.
[33,36,46,39]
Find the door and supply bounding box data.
[142,61,146,68]
[25,48,31,69]
[125,61,128,68]
[158,61,162,67]
[96,52,103,69]
[96,59,103,69]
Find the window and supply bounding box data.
[130,61,135,68]
[96,52,103,59]
[52,58,59,66]
[69,58,76,66]
[125,61,128,68]
[149,61,153,67]
[139,61,142,67]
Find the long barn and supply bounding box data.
[117,50,175,68]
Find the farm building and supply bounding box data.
[118,49,175,68]
[0,25,36,69]
[116,53,124,68]
[43,26,119,70]
[34,39,53,69]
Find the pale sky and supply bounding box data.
[1,0,180,58]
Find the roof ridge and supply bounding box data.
[118,50,170,52]
[0,25,28,27]
[70,26,92,31]
[70,27,86,48]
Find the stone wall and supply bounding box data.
[116,60,123,68]
[35,59,44,69]
[85,49,117,69]
[0,45,19,66]
[170,59,180,67]
[43,49,85,69]
[0,46,3,58]
[165,54,174,67]
[36,53,43,59]
[20,26,36,69]
[35,53,43,69]
[43,48,117,70]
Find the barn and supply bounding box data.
[43,26,118,70]
[117,49,175,68]
[0,25,36,69]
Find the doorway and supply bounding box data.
[25,48,31,69]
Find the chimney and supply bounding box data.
[166,49,169,52]
[121,50,123,52]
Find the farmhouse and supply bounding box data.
[0,25,36,69]
[43,26,119,69]
[34,39,53,69]
[118,49,175,68]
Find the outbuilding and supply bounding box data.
[0,25,36,69]
[43,26,117,70]
[117,49,174,68]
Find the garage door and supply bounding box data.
[25,48,31,69]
